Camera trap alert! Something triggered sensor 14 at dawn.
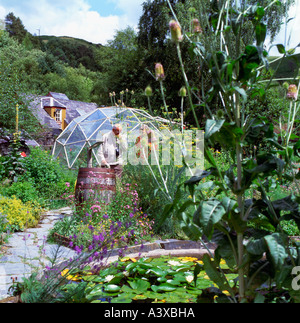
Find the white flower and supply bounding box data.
[168,260,181,266]
[104,275,114,283]
[185,275,194,283]
[123,271,129,277]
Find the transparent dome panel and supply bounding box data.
[89,130,104,143]
[100,107,121,118]
[66,142,87,168]
[79,119,106,140]
[56,122,77,145]
[52,142,64,159]
[67,125,87,144]
[97,119,114,133]
[83,109,107,122]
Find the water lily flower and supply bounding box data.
[185,275,194,283]
[168,260,181,266]
[104,275,114,283]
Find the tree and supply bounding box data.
[5,12,27,43]
[95,27,145,107]
[0,59,41,134]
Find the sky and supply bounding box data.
[266,0,300,55]
[0,0,299,54]
[0,0,145,44]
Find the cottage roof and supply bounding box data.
[28,96,62,131]
[29,93,98,131]
[48,92,69,101]
[53,98,98,124]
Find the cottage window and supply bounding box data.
[54,109,62,122]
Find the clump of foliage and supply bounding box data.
[0,195,43,232]
[49,181,154,251]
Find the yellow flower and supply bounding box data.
[220,259,226,265]
[120,257,137,263]
[178,257,198,262]
[61,269,81,281]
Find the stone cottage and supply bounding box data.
[28,92,98,148]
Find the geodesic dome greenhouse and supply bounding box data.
[52,107,172,168]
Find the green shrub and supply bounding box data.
[3,181,40,203]
[21,147,62,186]
[18,147,77,201]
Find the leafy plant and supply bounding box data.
[0,132,26,182]
[158,0,300,303]
[3,180,40,204]
[0,195,43,232]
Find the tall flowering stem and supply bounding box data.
[16,104,19,133]
[155,63,171,123]
[175,43,201,129]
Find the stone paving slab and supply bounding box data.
[0,207,76,301]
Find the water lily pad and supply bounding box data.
[104,284,121,293]
[151,283,177,292]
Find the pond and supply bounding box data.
[58,255,238,303]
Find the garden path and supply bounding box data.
[0,207,77,300]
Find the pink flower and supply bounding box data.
[155,63,165,81]
[65,182,70,187]
[169,20,183,43]
[191,18,202,34]
[287,84,298,100]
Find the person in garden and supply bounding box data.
[97,124,128,178]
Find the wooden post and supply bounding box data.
[87,141,103,168]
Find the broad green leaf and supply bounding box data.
[233,86,248,102]
[276,44,286,54]
[202,254,234,296]
[246,238,267,256]
[205,119,225,139]
[264,233,288,269]
[255,22,267,46]
[221,197,237,214]
[204,146,217,167]
[146,268,167,277]
[194,199,226,237]
[193,263,203,287]
[128,279,150,293]
[110,294,134,303]
[254,293,265,303]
